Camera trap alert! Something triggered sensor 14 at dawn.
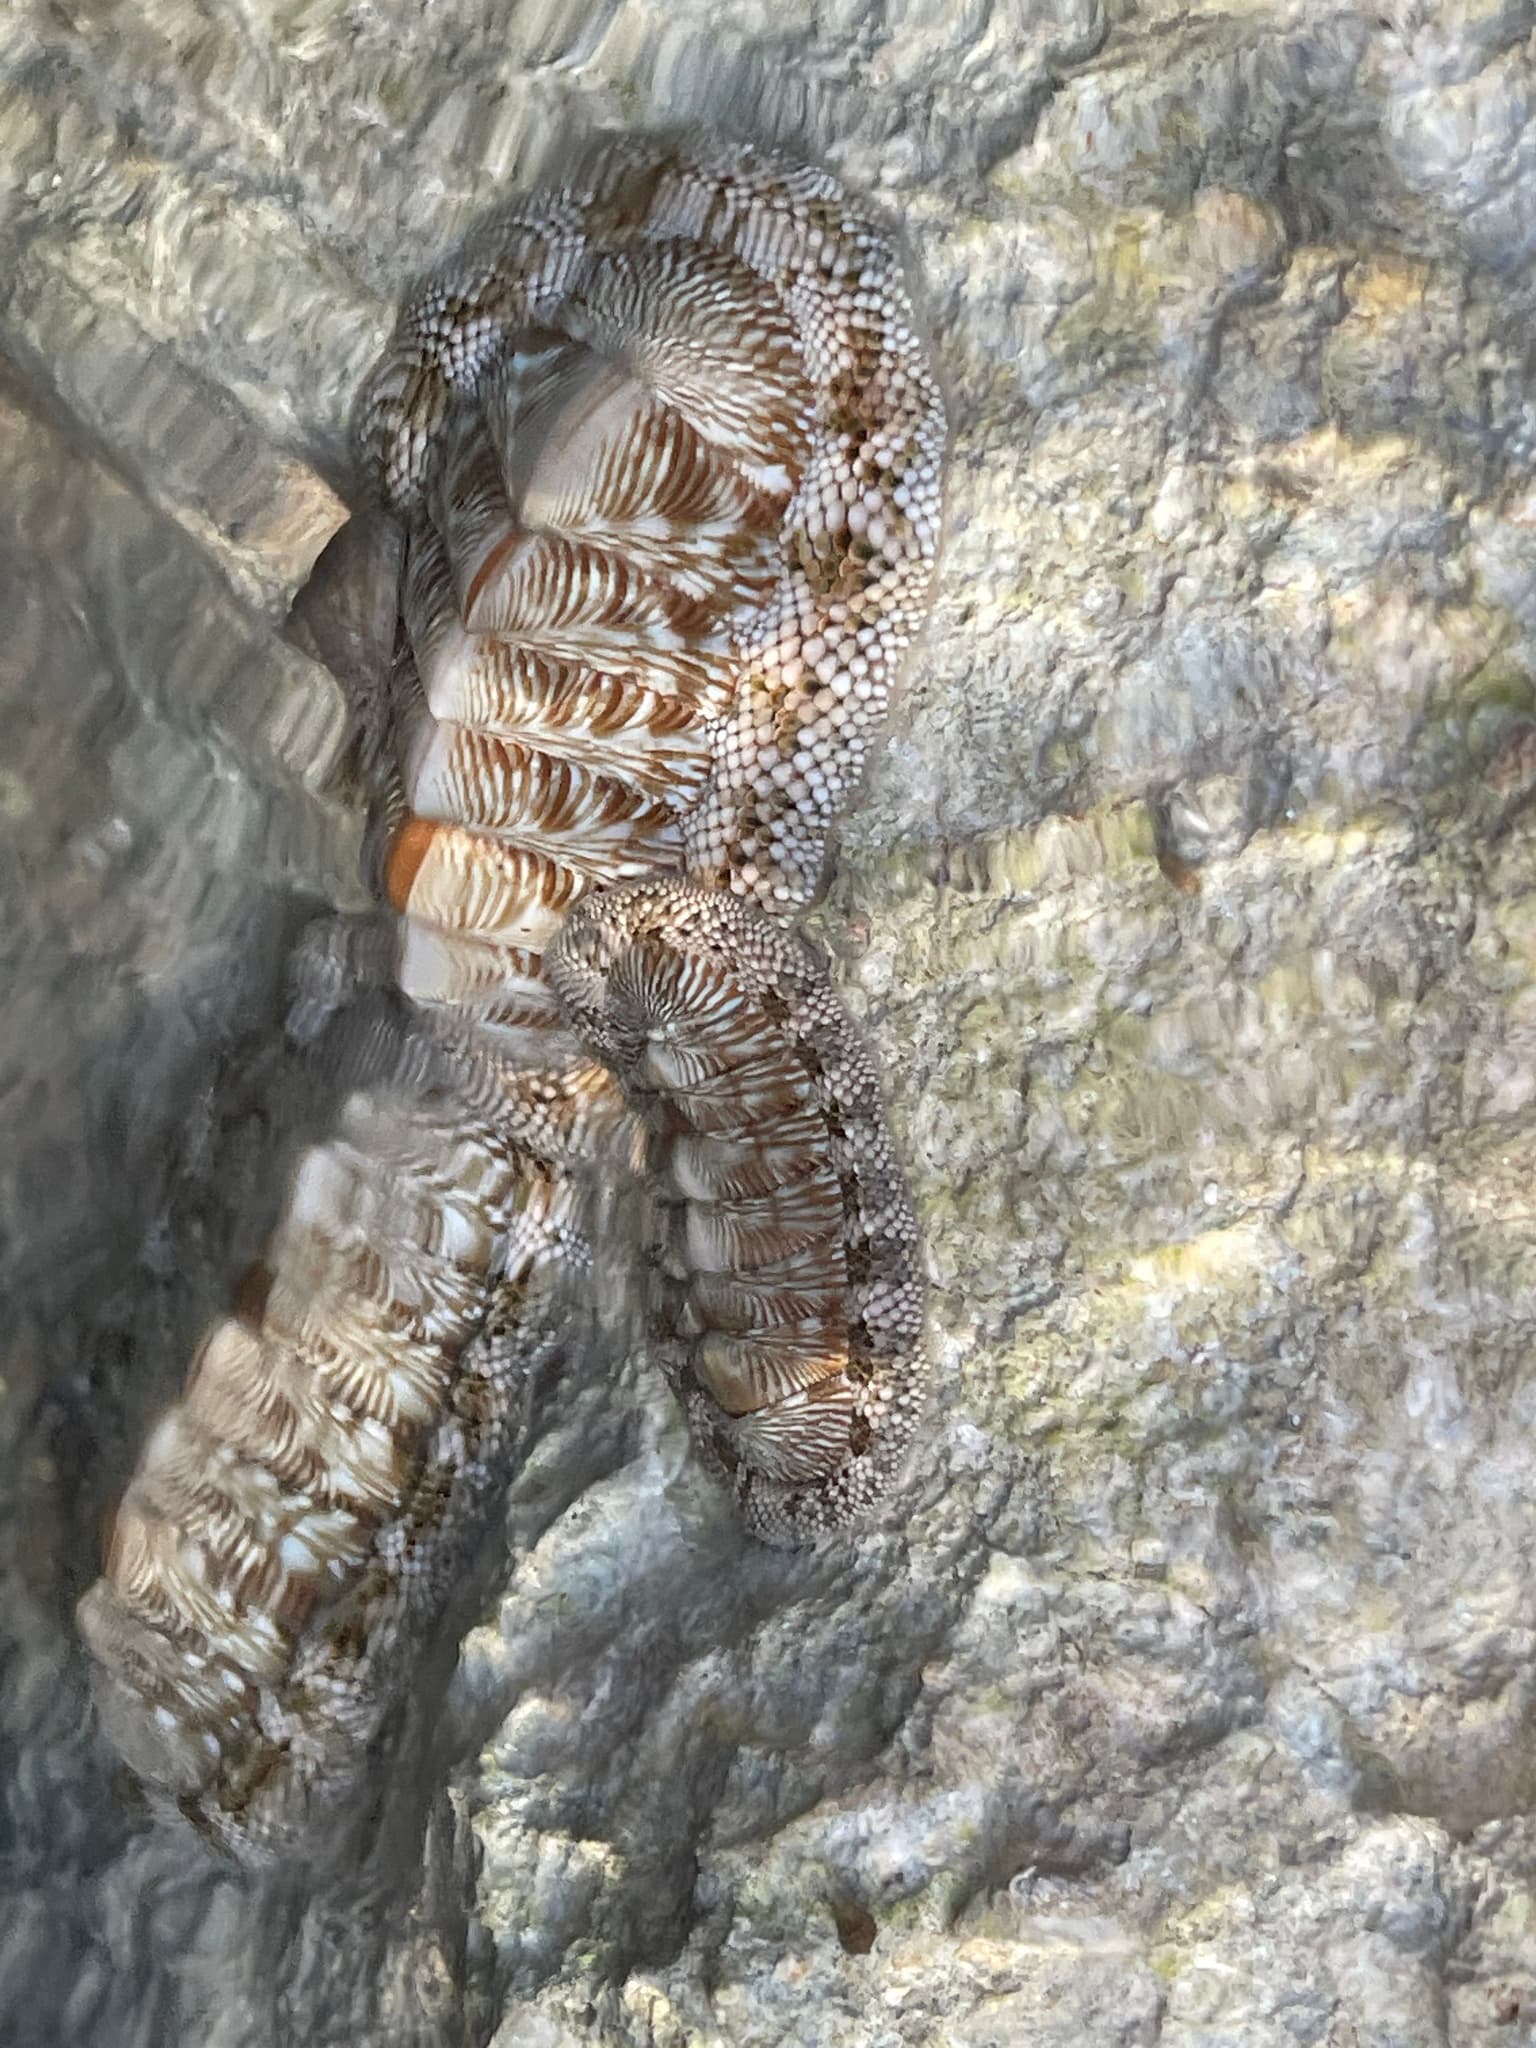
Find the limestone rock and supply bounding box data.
[3,0,1536,2041]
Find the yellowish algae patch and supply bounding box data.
[830,775,1536,1501]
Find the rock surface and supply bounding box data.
[4,0,1536,2043]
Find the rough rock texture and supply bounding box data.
[4,1,1536,2044]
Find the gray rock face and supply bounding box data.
[4,0,1536,2043]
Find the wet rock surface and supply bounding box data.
[3,0,1536,2041]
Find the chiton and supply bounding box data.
[549,878,926,1545]
[79,131,944,1856]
